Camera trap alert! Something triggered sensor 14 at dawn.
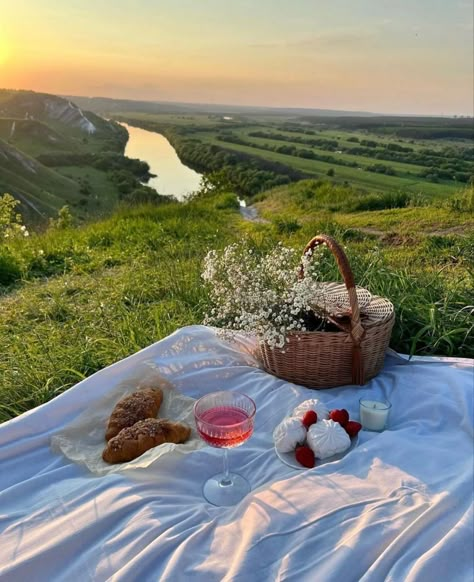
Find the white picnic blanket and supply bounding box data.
[0,325,473,582]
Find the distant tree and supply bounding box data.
[327,168,335,177]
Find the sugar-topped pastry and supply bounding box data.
[103,418,191,463]
[307,419,350,459]
[105,386,163,441]
[292,398,329,422]
[273,416,307,453]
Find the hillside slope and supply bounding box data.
[0,90,129,222]
[0,139,83,219]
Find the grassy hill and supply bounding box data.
[0,90,133,223]
[0,139,84,220]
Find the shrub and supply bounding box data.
[0,249,22,286]
[0,193,29,240]
[49,206,74,230]
[215,193,239,210]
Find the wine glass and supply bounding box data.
[194,391,256,506]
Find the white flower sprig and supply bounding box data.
[202,242,329,349]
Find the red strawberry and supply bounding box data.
[295,445,315,468]
[329,409,350,427]
[302,410,318,428]
[345,421,362,438]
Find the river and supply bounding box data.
[120,122,202,201]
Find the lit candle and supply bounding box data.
[359,399,391,432]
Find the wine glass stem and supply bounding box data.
[220,448,232,486]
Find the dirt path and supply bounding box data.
[238,200,269,223]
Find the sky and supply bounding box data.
[0,0,473,115]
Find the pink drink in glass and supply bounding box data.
[197,406,253,448]
[194,391,256,506]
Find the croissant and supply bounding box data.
[102,418,191,464]
[105,386,164,441]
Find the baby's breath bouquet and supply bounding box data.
[202,241,330,349]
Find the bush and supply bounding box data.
[124,187,165,205]
[49,206,74,230]
[215,193,239,210]
[0,249,22,286]
[0,193,29,240]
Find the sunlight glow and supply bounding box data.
[0,41,9,66]
[0,1,472,115]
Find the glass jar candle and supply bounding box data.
[359,399,391,432]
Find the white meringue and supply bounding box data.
[307,419,351,459]
[273,417,307,453]
[292,398,329,421]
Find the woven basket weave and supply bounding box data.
[260,234,395,388]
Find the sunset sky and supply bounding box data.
[1,0,473,115]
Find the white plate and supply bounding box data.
[275,434,359,470]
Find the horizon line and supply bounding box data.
[1,86,472,118]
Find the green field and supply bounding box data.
[110,111,472,200]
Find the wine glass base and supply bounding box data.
[203,472,251,506]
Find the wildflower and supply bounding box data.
[202,241,328,349]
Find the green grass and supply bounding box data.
[55,166,120,214]
[0,139,84,219]
[0,194,241,422]
[0,118,75,157]
[1,185,473,423]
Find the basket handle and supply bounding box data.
[299,234,366,385]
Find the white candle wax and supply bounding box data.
[359,399,391,431]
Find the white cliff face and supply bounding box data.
[44,99,96,134]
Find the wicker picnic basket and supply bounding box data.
[260,234,395,388]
